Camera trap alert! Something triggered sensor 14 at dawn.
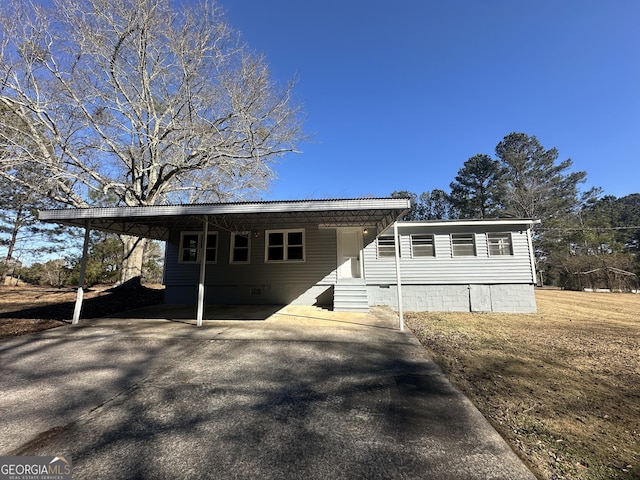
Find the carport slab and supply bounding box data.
[0,306,535,479]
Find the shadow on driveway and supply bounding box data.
[0,305,534,479]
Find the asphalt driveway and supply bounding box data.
[0,305,535,479]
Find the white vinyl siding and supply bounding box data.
[265,229,305,262]
[364,226,536,285]
[377,235,396,258]
[165,226,337,304]
[451,233,475,256]
[230,232,251,264]
[179,231,218,263]
[411,234,435,257]
[488,232,513,256]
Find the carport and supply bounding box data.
[39,198,410,327]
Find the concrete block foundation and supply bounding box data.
[367,284,537,313]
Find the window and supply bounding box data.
[451,233,475,256]
[411,234,435,257]
[230,232,251,263]
[265,229,305,262]
[377,235,396,258]
[205,233,218,262]
[180,233,200,262]
[178,231,218,263]
[488,232,513,256]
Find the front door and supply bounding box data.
[337,229,363,279]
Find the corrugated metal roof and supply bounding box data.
[39,198,411,240]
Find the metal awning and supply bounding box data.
[39,198,411,238]
[39,197,411,328]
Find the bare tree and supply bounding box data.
[0,0,305,282]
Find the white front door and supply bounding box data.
[337,229,363,279]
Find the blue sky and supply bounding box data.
[222,1,640,200]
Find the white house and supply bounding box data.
[364,220,539,313]
[39,198,540,323]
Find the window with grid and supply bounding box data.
[230,232,250,263]
[205,233,218,262]
[488,232,513,256]
[179,233,200,263]
[411,234,435,257]
[265,229,305,262]
[451,233,476,256]
[377,235,396,258]
[179,232,217,263]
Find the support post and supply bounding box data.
[393,222,404,331]
[196,218,209,327]
[72,221,91,324]
[526,225,538,286]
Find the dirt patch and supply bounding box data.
[407,289,639,480]
[0,285,164,339]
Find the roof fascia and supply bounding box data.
[39,198,411,222]
[395,219,541,228]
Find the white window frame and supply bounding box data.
[488,232,513,256]
[411,234,435,257]
[377,235,396,258]
[230,232,251,264]
[451,233,476,256]
[264,229,305,263]
[178,231,218,263]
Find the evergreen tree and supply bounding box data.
[495,133,588,284]
[449,154,504,218]
[420,189,456,220]
[390,191,425,220]
[0,172,65,284]
[495,132,586,220]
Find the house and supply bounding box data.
[39,198,540,325]
[365,219,540,313]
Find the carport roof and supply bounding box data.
[39,198,411,240]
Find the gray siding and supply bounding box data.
[162,220,537,312]
[164,225,338,304]
[364,225,535,285]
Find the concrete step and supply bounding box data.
[334,282,369,312]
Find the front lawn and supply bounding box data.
[407,289,639,480]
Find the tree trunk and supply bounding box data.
[1,206,23,285]
[120,235,148,287]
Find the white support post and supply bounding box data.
[196,218,209,327]
[72,221,91,324]
[393,222,404,331]
[526,225,538,286]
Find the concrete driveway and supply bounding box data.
[0,305,535,479]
